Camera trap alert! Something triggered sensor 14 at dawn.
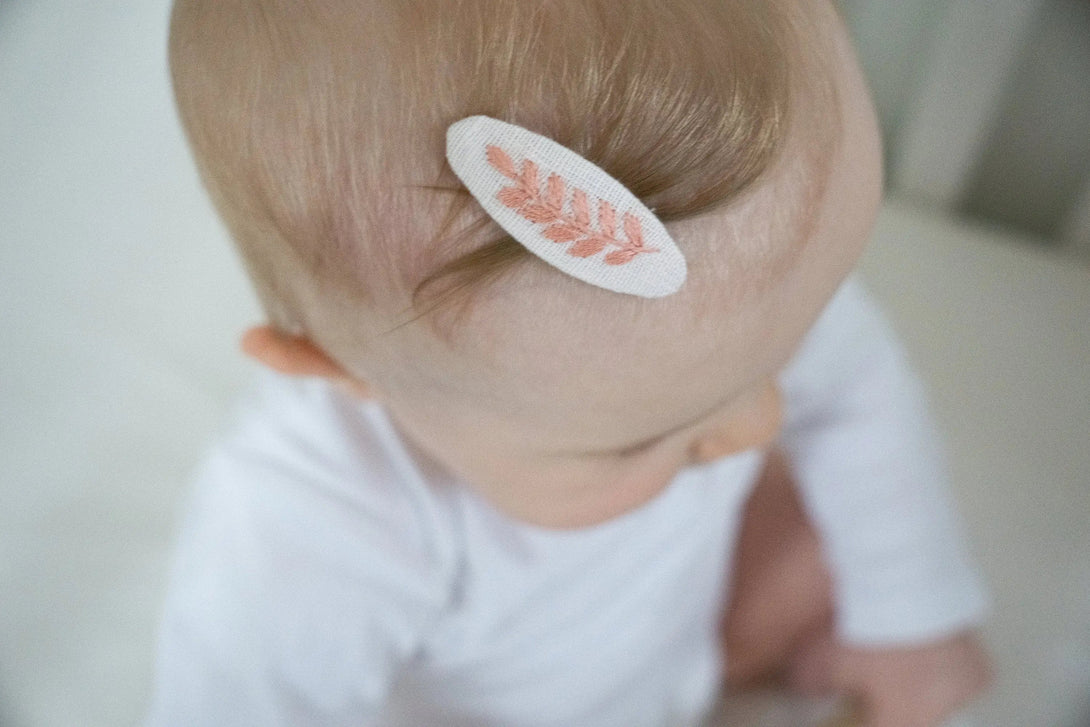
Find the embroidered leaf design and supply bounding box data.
[484,143,661,267]
[572,189,591,226]
[486,145,517,179]
[605,248,640,265]
[522,204,560,224]
[497,187,533,209]
[598,200,617,239]
[546,174,565,211]
[569,236,609,258]
[543,224,584,243]
[519,160,539,194]
[623,213,644,248]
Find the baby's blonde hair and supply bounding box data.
[169,0,837,362]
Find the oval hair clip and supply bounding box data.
[446,115,687,298]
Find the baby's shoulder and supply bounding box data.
[188,370,461,572]
[161,373,462,692]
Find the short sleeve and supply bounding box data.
[778,277,990,645]
[146,376,458,726]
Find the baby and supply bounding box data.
[153,1,991,725]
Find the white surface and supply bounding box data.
[1,2,1088,726]
[859,204,1090,727]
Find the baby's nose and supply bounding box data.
[690,382,783,464]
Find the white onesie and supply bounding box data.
[147,277,989,727]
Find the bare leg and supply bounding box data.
[720,449,834,688]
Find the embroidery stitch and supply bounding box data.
[486,145,660,266]
[446,115,687,297]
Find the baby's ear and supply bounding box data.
[240,326,375,399]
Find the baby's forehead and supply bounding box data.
[434,140,820,356]
[377,198,806,442]
[378,82,857,450]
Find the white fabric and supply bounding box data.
[146,276,988,727]
[779,280,991,644]
[446,116,687,297]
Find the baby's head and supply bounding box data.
[169,0,882,527]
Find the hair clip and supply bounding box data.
[446,116,687,298]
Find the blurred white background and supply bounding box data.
[841,0,1090,260]
[1,1,1088,726]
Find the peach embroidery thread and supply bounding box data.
[445,115,687,297]
[486,145,659,266]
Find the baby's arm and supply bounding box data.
[776,277,991,724]
[793,630,991,727]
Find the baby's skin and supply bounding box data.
[250,318,991,726]
[723,452,991,726]
[232,1,990,723]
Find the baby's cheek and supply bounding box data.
[691,384,784,463]
[605,450,692,514]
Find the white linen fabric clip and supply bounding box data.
[446,116,687,298]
